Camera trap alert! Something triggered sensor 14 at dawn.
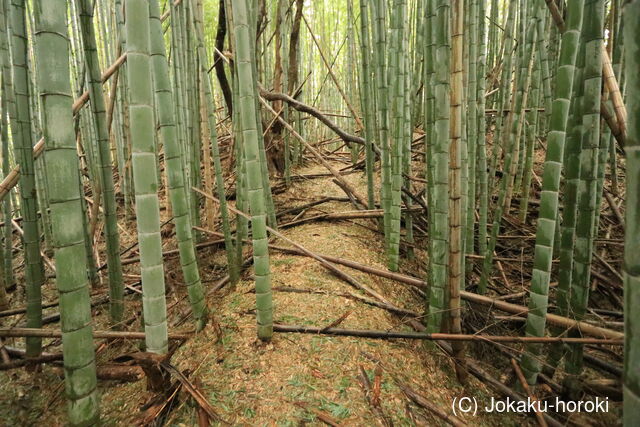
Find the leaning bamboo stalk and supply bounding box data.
[78,0,125,324]
[149,0,209,329]
[602,48,626,137]
[8,0,45,358]
[510,359,548,427]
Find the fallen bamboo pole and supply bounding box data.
[268,246,624,340]
[398,383,467,427]
[434,342,564,427]
[511,359,548,427]
[0,328,190,341]
[280,207,423,229]
[272,324,622,345]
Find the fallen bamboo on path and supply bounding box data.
[271,324,622,345]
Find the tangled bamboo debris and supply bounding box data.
[267,245,623,340]
[257,96,370,208]
[194,187,394,306]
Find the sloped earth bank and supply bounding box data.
[0,160,615,426]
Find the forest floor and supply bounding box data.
[0,155,622,426]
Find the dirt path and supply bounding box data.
[156,162,510,426]
[0,161,514,426]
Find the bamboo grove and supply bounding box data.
[0,0,636,425]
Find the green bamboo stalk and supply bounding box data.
[411,0,424,125]
[191,0,238,283]
[623,1,640,422]
[114,0,133,219]
[371,0,391,252]
[518,5,546,223]
[449,0,466,381]
[546,7,588,376]
[126,0,168,354]
[77,0,125,323]
[8,0,45,358]
[563,0,605,395]
[608,2,623,197]
[488,0,517,186]
[465,0,478,260]
[247,1,277,232]
[387,0,408,272]
[426,0,450,333]
[358,0,376,210]
[170,0,191,226]
[423,0,436,296]
[149,0,211,329]
[520,8,586,385]
[476,0,488,255]
[488,0,499,73]
[402,25,414,261]
[32,0,100,423]
[232,0,273,341]
[504,5,538,211]
[0,0,14,294]
[347,0,358,165]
